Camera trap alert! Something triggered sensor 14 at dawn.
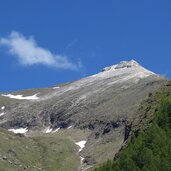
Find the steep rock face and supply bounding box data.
[0,60,166,168]
[0,60,164,129]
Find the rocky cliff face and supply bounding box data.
[0,60,166,169]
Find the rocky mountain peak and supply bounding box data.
[102,59,140,72]
[0,58,166,171]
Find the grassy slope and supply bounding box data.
[0,130,80,171]
[92,81,171,171]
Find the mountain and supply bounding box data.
[93,80,171,171]
[0,60,167,170]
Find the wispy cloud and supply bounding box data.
[0,31,80,70]
[65,39,78,50]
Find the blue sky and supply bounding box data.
[0,0,171,92]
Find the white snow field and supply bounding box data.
[75,140,87,152]
[8,127,28,134]
[1,93,39,100]
[1,106,5,110]
[0,112,5,117]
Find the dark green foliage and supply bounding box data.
[93,97,171,171]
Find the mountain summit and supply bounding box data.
[0,60,166,170]
[93,59,155,83]
[102,59,140,71]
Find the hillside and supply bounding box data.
[93,81,171,171]
[0,60,167,170]
[0,128,80,171]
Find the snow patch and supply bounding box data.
[0,112,5,117]
[75,140,87,152]
[45,127,53,133]
[67,126,72,129]
[2,94,39,100]
[80,156,84,162]
[52,128,60,133]
[44,127,60,133]
[75,140,87,170]
[1,106,5,110]
[8,128,28,134]
[53,86,60,89]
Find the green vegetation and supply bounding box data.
[0,130,80,171]
[93,87,171,171]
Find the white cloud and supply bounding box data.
[0,31,79,70]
